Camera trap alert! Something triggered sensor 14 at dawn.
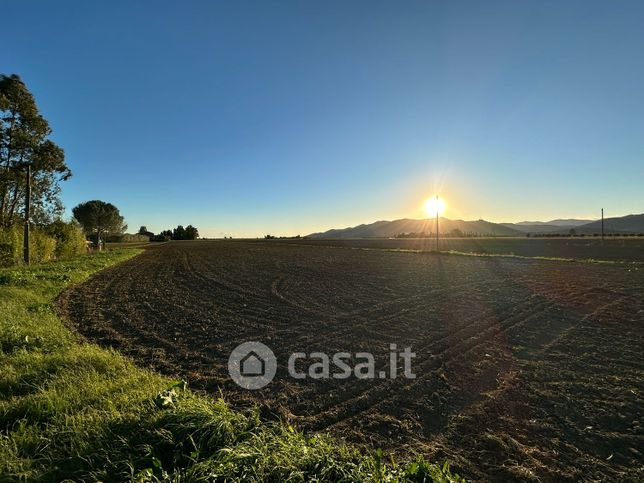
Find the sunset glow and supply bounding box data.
[424,197,445,218]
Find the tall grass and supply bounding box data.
[0,250,461,482]
[0,222,87,268]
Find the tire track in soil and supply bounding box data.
[302,295,571,431]
[292,278,606,421]
[57,241,644,482]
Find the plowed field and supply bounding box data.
[58,241,644,481]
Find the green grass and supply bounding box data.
[0,250,461,482]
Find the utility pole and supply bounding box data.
[601,208,604,244]
[23,164,31,264]
[435,195,439,251]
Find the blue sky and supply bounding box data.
[3,1,643,237]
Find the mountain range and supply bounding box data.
[308,214,644,238]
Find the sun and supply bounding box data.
[424,196,445,217]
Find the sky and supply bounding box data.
[3,1,644,237]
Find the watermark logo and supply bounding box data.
[288,344,416,380]
[228,342,415,390]
[228,341,277,389]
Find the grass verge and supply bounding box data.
[0,250,461,482]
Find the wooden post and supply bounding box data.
[601,208,604,243]
[23,164,31,264]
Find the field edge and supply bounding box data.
[0,249,461,481]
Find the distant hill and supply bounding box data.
[568,213,644,234]
[504,218,596,234]
[309,218,523,238]
[500,223,572,234]
[508,214,644,235]
[546,218,597,227]
[514,219,594,227]
[308,214,644,238]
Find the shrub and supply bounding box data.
[0,221,87,267]
[29,229,57,263]
[127,233,149,242]
[47,220,88,258]
[0,225,23,267]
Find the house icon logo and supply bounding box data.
[240,350,265,376]
[228,341,276,390]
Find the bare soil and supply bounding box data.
[58,241,644,481]
[267,236,644,262]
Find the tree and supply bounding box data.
[185,225,199,240]
[138,226,148,235]
[0,74,70,227]
[72,200,127,250]
[173,225,186,240]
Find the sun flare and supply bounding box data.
[424,196,445,217]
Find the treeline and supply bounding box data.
[0,74,89,266]
[142,225,199,241]
[265,234,301,239]
[1,75,141,264]
[395,229,484,238]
